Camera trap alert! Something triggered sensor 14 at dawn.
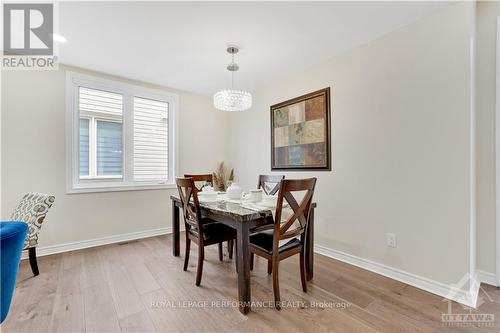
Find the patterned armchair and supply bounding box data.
[10,192,55,276]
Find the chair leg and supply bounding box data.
[267,260,272,274]
[250,253,254,271]
[228,240,233,259]
[183,237,191,271]
[28,247,39,276]
[195,246,204,286]
[218,242,223,261]
[272,258,281,310]
[300,249,307,292]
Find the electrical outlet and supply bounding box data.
[386,233,397,248]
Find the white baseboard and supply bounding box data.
[477,270,498,287]
[22,227,177,259]
[314,244,476,308]
[469,271,480,309]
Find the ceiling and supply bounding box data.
[59,1,449,96]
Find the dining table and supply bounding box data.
[170,194,317,314]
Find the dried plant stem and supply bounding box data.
[212,162,234,191]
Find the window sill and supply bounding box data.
[79,175,124,180]
[67,183,177,194]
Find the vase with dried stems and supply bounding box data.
[212,162,234,192]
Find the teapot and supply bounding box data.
[226,182,243,200]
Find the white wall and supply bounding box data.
[476,1,500,276]
[228,3,475,287]
[1,65,230,247]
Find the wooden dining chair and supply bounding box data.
[247,174,286,274]
[249,177,317,310]
[257,174,285,195]
[234,175,286,272]
[176,177,236,286]
[184,173,233,260]
[184,174,213,190]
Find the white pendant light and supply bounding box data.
[213,47,252,112]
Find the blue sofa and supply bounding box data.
[1,221,28,323]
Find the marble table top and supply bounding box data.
[170,194,274,222]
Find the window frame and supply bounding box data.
[66,71,178,193]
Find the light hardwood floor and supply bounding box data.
[2,234,499,333]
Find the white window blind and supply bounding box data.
[79,87,123,117]
[133,97,169,182]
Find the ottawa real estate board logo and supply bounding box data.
[3,3,58,69]
[441,273,495,328]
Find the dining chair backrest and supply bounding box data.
[274,178,317,245]
[176,177,203,236]
[257,174,285,195]
[184,174,213,191]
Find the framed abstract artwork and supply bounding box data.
[270,87,331,170]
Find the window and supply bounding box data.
[67,72,177,193]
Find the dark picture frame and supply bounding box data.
[270,87,331,171]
